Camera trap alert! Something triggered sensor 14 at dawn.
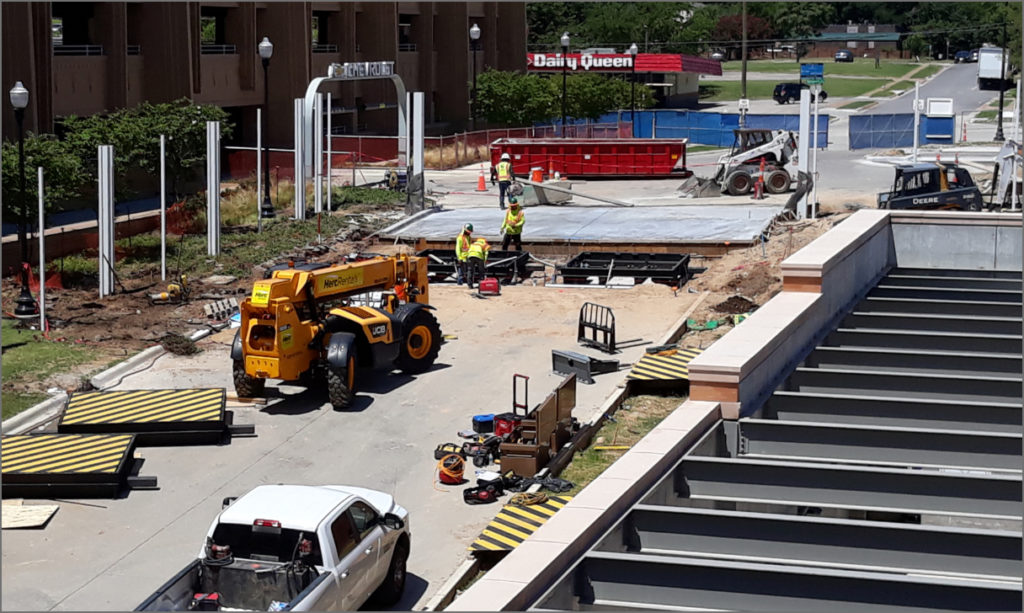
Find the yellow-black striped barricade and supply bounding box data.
[57,388,251,445]
[469,495,572,553]
[1,433,157,499]
[626,346,703,392]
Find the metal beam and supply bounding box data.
[763,392,1021,432]
[842,312,1022,335]
[804,346,1022,376]
[617,505,1023,580]
[870,285,1022,303]
[517,177,635,207]
[562,552,1022,612]
[855,296,1023,318]
[737,419,1022,471]
[825,328,1022,355]
[676,457,1023,519]
[786,367,1022,403]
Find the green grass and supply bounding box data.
[1,319,98,419]
[975,110,998,120]
[699,78,890,101]
[838,100,876,110]
[721,58,922,79]
[686,145,724,153]
[912,64,944,79]
[880,80,915,97]
[559,395,683,495]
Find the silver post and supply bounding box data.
[912,82,920,163]
[811,86,820,219]
[98,145,115,298]
[160,134,167,280]
[314,92,323,214]
[326,92,332,213]
[37,166,45,331]
[206,121,221,256]
[293,98,305,220]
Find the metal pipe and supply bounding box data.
[160,134,167,279]
[37,167,45,331]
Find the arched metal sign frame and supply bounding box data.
[301,62,408,181]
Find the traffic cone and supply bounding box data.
[962,122,968,143]
[936,153,941,162]
[476,165,487,192]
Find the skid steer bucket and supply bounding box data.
[677,175,723,198]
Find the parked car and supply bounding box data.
[834,49,853,63]
[711,50,725,61]
[773,82,828,104]
[954,50,971,63]
[969,49,980,62]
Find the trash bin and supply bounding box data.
[530,167,543,182]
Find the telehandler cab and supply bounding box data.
[232,255,441,409]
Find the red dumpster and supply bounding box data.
[489,138,689,179]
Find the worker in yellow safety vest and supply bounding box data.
[495,153,515,210]
[466,237,490,289]
[500,197,525,252]
[455,223,473,285]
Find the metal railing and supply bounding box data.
[312,43,338,53]
[200,43,237,55]
[398,43,417,52]
[52,44,104,56]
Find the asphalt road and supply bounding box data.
[871,62,1002,115]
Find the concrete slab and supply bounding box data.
[383,204,782,244]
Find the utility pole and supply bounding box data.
[740,0,748,127]
[994,22,1007,142]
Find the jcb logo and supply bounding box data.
[371,324,388,337]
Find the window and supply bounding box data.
[347,501,379,540]
[210,523,323,566]
[330,513,358,560]
[398,14,416,51]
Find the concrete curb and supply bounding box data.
[2,326,219,436]
[421,557,481,611]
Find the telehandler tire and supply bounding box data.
[395,307,442,374]
[327,347,358,410]
[233,359,265,398]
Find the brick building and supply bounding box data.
[811,23,902,60]
[1,2,527,148]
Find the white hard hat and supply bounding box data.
[500,153,510,161]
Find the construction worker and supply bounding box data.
[466,237,490,289]
[496,153,515,210]
[501,197,525,252]
[455,223,473,285]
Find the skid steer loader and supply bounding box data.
[678,129,799,198]
[231,255,441,409]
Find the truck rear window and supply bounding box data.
[211,523,323,567]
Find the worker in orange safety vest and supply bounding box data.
[466,237,490,289]
[455,223,473,285]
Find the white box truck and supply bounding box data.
[978,47,1007,90]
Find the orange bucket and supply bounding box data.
[530,167,543,183]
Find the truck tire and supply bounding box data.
[395,307,441,374]
[765,169,791,194]
[233,359,265,398]
[726,171,753,196]
[372,540,408,606]
[327,347,358,410]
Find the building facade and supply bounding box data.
[1,2,527,147]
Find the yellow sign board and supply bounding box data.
[314,268,365,296]
[251,283,271,306]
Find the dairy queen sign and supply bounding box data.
[527,53,634,72]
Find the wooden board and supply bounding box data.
[2,503,59,529]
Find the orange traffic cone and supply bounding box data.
[476,165,487,192]
[962,122,968,142]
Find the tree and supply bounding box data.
[1,134,86,223]
[713,14,773,59]
[758,2,836,39]
[566,72,656,120]
[475,70,559,126]
[904,33,928,59]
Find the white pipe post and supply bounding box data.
[37,167,45,331]
[797,89,811,219]
[811,88,820,219]
[98,145,115,298]
[294,98,305,220]
[326,92,332,212]
[912,82,920,163]
[160,134,167,281]
[256,108,263,233]
[206,121,221,256]
[314,92,323,214]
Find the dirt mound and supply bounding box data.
[712,296,757,314]
[724,263,777,297]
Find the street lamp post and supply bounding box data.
[629,43,638,138]
[470,23,480,132]
[258,37,276,218]
[994,23,1007,142]
[561,32,569,138]
[10,81,37,319]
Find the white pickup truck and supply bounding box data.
[136,485,410,612]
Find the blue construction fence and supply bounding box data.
[848,114,956,150]
[597,110,830,148]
